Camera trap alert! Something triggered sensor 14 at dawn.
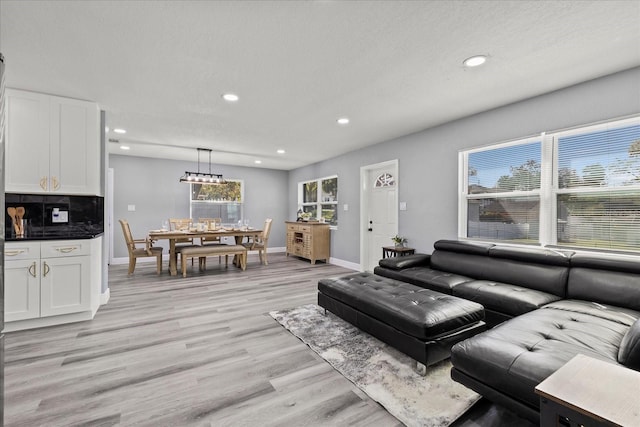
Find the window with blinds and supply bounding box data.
[189,181,244,224]
[465,139,541,243]
[555,122,640,251]
[459,116,640,251]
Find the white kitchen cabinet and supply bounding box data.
[40,241,91,317]
[5,89,100,195]
[4,242,41,322]
[4,239,100,330]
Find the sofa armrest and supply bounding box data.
[619,318,640,371]
[378,253,430,270]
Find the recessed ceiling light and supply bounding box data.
[120,145,130,150]
[222,93,239,102]
[277,149,286,154]
[254,160,262,164]
[113,128,127,134]
[463,55,487,68]
[337,117,350,125]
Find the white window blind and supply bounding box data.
[189,181,244,224]
[459,116,640,252]
[555,121,640,250]
[465,139,541,243]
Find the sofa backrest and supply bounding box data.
[430,240,572,297]
[568,253,640,311]
[430,240,494,279]
[484,246,573,296]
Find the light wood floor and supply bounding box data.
[4,253,402,426]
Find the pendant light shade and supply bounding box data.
[179,148,228,185]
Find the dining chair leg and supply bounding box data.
[156,254,162,275]
[182,255,188,278]
[128,257,136,275]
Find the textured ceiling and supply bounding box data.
[1,1,639,170]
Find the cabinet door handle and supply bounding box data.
[6,249,26,256]
[43,261,50,277]
[40,177,48,190]
[52,176,60,190]
[28,262,37,278]
[56,247,78,253]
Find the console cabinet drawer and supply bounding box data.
[284,221,330,264]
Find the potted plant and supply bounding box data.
[392,235,407,248]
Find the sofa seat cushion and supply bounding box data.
[318,273,484,340]
[373,266,473,294]
[452,280,562,317]
[619,318,640,370]
[451,300,639,409]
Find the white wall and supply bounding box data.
[289,67,640,263]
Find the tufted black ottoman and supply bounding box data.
[318,272,486,372]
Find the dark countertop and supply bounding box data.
[6,232,104,242]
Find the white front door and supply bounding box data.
[361,160,398,272]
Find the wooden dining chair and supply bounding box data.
[198,217,223,245]
[119,219,163,275]
[169,218,197,266]
[242,218,273,265]
[198,217,224,264]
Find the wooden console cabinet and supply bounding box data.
[286,221,330,264]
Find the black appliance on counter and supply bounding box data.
[5,194,104,241]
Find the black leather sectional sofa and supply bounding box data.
[374,240,640,423]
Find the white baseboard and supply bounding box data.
[100,288,110,305]
[329,257,361,271]
[113,248,363,271]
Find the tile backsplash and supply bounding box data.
[5,194,104,240]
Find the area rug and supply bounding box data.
[269,304,481,427]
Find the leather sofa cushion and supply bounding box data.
[568,267,640,312]
[479,257,569,296]
[489,246,573,267]
[452,280,562,316]
[571,252,640,274]
[619,318,640,370]
[451,300,638,409]
[374,266,473,294]
[318,273,484,340]
[378,253,430,270]
[430,251,489,280]
[434,239,494,255]
[431,249,569,297]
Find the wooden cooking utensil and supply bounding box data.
[16,206,25,235]
[7,207,19,235]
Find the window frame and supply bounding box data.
[459,136,544,244]
[459,115,640,252]
[189,179,244,224]
[298,175,338,228]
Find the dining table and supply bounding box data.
[148,228,262,276]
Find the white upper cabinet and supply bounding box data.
[5,89,100,195]
[5,90,50,193]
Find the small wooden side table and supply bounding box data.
[535,354,640,427]
[382,246,415,259]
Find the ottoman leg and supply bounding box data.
[415,362,427,376]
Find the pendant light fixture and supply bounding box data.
[179,148,227,185]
